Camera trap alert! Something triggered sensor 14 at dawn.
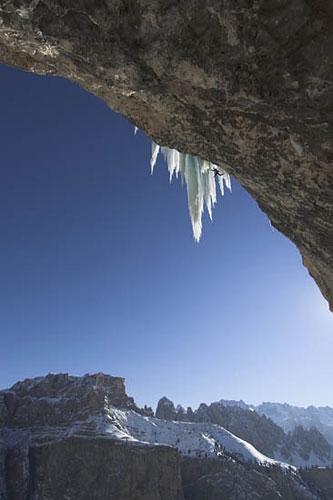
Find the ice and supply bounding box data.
[151,145,231,241]
[150,142,160,174]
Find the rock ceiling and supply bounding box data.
[0,0,332,309]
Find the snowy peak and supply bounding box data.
[218,399,250,410]
[9,372,128,402]
[256,402,333,445]
[155,397,332,468]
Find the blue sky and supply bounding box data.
[0,63,332,411]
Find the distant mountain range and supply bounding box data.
[1,373,333,499]
[256,402,333,445]
[155,397,333,468]
[215,399,333,446]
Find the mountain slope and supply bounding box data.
[156,397,332,467]
[0,373,320,500]
[257,402,333,445]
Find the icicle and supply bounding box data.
[218,175,225,196]
[200,161,217,221]
[184,154,203,242]
[224,173,232,192]
[179,153,186,183]
[150,143,160,174]
[150,144,231,241]
[161,147,180,182]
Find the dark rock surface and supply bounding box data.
[193,402,286,459]
[4,372,139,429]
[28,439,182,500]
[0,0,332,309]
[300,468,333,500]
[281,426,331,464]
[1,437,183,500]
[156,396,179,422]
[0,373,184,500]
[181,456,314,500]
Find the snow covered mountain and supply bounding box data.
[156,397,332,468]
[256,402,333,445]
[1,375,289,468]
[90,407,292,467]
[217,399,333,446]
[1,374,331,499]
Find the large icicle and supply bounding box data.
[151,145,231,241]
[150,142,160,174]
[184,154,203,242]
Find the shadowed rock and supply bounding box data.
[0,1,332,309]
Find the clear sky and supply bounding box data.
[0,63,332,411]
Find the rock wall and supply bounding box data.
[0,0,332,309]
[3,372,139,430]
[300,468,333,500]
[2,438,183,500]
[0,373,184,500]
[181,457,314,500]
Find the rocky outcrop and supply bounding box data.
[4,372,139,429]
[257,402,333,445]
[156,396,179,421]
[300,468,333,500]
[155,397,332,467]
[0,0,332,309]
[5,438,182,500]
[193,402,286,459]
[281,426,331,464]
[0,373,184,500]
[181,457,314,500]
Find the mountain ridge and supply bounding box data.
[155,397,333,468]
[1,372,328,499]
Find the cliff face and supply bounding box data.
[4,372,139,428]
[0,0,332,309]
[300,468,333,500]
[0,373,324,499]
[0,373,184,500]
[181,457,314,500]
[5,438,182,500]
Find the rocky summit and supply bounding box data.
[1,373,332,499]
[0,373,182,500]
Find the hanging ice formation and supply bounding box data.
[150,143,231,241]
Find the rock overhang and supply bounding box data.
[0,0,332,310]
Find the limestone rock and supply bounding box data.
[29,438,182,500]
[0,373,184,500]
[156,397,178,421]
[3,372,139,429]
[300,468,333,499]
[0,0,332,309]
[0,373,324,499]
[181,457,314,500]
